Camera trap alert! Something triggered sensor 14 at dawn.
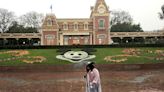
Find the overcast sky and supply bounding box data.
[0,0,163,31]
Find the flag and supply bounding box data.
[50,5,52,10]
[50,5,53,13]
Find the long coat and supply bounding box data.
[85,68,102,92]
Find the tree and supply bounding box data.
[110,10,133,26]
[0,8,15,33]
[7,21,24,33]
[111,23,143,32]
[7,21,38,33]
[19,11,44,29]
[159,4,164,19]
[110,10,143,32]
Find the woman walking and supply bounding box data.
[85,62,102,92]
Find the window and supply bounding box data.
[74,23,78,30]
[47,19,52,26]
[99,19,105,29]
[84,22,88,30]
[63,23,68,30]
[84,23,88,30]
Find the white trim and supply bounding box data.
[45,35,55,40]
[97,34,107,38]
[63,32,89,35]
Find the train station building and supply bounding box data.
[41,0,113,45]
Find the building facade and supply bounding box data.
[41,0,113,45]
[0,0,164,46]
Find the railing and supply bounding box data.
[0,33,41,38]
[110,32,164,37]
[0,31,163,39]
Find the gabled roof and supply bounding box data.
[90,0,109,17]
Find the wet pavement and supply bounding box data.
[0,69,164,92]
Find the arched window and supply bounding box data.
[47,18,52,26]
[63,23,68,30]
[99,19,105,29]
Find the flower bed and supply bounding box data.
[0,50,46,64]
[104,55,132,63]
[22,56,46,64]
[122,48,141,56]
[5,50,29,56]
[104,48,164,63]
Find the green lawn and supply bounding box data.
[0,47,163,66]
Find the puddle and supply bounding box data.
[128,74,155,83]
[130,88,164,92]
[0,77,84,86]
[0,77,28,86]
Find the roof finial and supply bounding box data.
[50,4,53,13]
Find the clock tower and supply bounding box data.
[91,0,112,45]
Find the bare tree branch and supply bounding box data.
[19,11,44,29]
[110,10,133,26]
[0,8,15,33]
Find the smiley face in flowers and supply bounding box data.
[56,50,96,63]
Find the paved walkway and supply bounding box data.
[0,69,164,92]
